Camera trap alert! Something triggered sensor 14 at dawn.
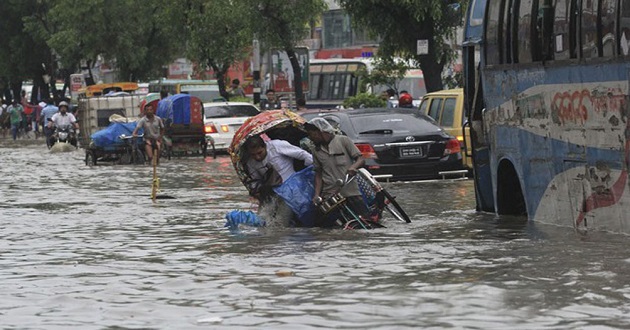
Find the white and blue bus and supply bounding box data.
[307,58,426,109]
[463,0,630,233]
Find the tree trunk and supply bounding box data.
[416,49,445,94]
[210,61,229,101]
[286,47,303,101]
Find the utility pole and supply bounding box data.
[253,39,261,105]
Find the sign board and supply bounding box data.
[268,47,309,93]
[70,74,86,101]
[417,39,429,55]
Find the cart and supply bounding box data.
[156,94,208,158]
[84,121,145,166]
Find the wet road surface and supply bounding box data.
[1,140,630,329]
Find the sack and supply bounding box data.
[273,165,317,227]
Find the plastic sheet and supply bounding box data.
[224,210,266,229]
[273,165,317,227]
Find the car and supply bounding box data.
[418,88,471,169]
[299,108,465,181]
[203,102,261,151]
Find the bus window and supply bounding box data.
[310,75,321,99]
[600,0,617,57]
[486,0,504,65]
[554,0,570,60]
[621,1,630,56]
[518,0,534,63]
[581,0,599,58]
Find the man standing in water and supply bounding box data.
[304,118,370,227]
[132,104,164,164]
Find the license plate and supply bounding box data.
[399,146,423,158]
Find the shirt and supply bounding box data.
[311,135,362,198]
[7,105,24,125]
[41,105,59,124]
[135,115,164,140]
[246,139,313,189]
[50,112,77,128]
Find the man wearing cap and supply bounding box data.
[48,101,79,147]
[304,117,369,227]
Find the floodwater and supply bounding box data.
[1,139,630,329]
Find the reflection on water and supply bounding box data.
[1,140,629,329]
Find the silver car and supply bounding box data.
[203,102,261,151]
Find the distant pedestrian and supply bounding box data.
[228,79,246,98]
[259,89,281,111]
[7,100,24,140]
[398,91,414,108]
[296,98,307,112]
[0,103,9,138]
[386,89,397,108]
[40,99,59,147]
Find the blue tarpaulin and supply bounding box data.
[273,166,317,227]
[157,94,192,125]
[90,122,143,151]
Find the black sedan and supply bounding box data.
[299,108,464,181]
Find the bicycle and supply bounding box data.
[118,134,145,165]
[315,169,411,229]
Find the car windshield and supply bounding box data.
[349,113,436,134]
[205,105,259,118]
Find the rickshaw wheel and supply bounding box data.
[381,189,411,223]
[85,150,97,166]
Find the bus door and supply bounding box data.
[463,0,494,213]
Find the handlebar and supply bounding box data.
[314,173,357,206]
[119,134,144,140]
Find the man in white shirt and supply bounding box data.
[244,134,313,201]
[48,101,79,147]
[48,101,78,130]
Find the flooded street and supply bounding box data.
[1,140,630,329]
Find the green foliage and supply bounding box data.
[343,93,387,109]
[229,96,253,103]
[0,0,50,87]
[243,0,327,100]
[356,57,410,95]
[186,0,253,97]
[338,0,467,92]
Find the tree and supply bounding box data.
[24,0,185,90]
[244,0,327,101]
[186,0,253,100]
[338,0,466,93]
[0,0,53,103]
[356,57,410,95]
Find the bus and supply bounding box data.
[462,0,630,234]
[77,82,139,98]
[307,58,426,109]
[148,79,221,103]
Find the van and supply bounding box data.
[418,88,471,169]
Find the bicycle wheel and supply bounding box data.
[85,150,97,166]
[132,148,145,165]
[381,189,411,223]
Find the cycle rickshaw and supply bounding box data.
[227,109,410,229]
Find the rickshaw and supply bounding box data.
[156,94,208,158]
[84,121,145,166]
[226,109,410,229]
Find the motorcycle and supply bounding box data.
[49,124,78,149]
